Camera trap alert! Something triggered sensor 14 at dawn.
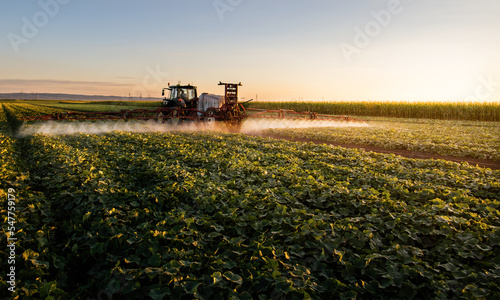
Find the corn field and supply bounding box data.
[247,101,500,121]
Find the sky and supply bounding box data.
[1,0,499,102]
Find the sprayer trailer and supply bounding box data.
[21,81,356,127]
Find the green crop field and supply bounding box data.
[24,100,161,112]
[263,117,500,162]
[1,101,499,299]
[247,101,500,122]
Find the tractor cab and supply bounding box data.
[162,84,198,108]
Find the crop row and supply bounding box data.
[248,101,500,122]
[14,131,500,299]
[2,103,69,119]
[26,101,161,113]
[0,104,10,134]
[0,103,69,299]
[31,100,160,106]
[263,118,500,162]
[0,138,66,298]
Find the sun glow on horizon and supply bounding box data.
[1,1,499,103]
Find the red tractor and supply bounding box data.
[160,82,246,128]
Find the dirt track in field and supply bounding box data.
[250,133,500,170]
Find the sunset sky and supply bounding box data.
[1,0,499,102]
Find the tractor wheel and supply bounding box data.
[168,110,181,126]
[204,108,217,130]
[204,117,216,130]
[158,111,167,124]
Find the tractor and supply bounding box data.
[21,81,355,127]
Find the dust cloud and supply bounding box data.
[16,120,210,137]
[17,118,368,137]
[240,118,369,134]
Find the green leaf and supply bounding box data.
[106,278,123,294]
[21,284,39,296]
[148,287,171,300]
[340,290,358,300]
[208,232,222,238]
[143,267,161,280]
[179,260,194,267]
[83,211,91,222]
[90,242,106,255]
[378,278,392,289]
[39,281,57,297]
[223,260,237,269]
[182,281,201,294]
[32,260,50,269]
[164,267,179,275]
[471,287,489,298]
[211,271,223,284]
[52,257,65,269]
[223,271,243,285]
[148,253,161,267]
[22,249,39,261]
[124,255,141,265]
[38,237,48,247]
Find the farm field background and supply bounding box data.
[246,101,500,122]
[262,117,500,162]
[4,99,500,164]
[10,100,160,113]
[0,100,499,299]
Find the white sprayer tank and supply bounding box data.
[198,93,224,116]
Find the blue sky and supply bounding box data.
[1,0,499,101]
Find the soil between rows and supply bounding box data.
[250,133,500,170]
